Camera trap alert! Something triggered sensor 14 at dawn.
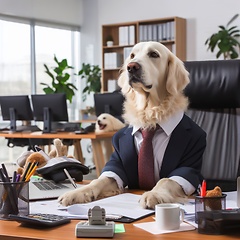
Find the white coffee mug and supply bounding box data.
[155,203,184,230]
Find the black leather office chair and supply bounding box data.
[184,60,240,191]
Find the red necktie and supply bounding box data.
[138,127,158,190]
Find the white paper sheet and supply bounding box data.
[30,193,154,220]
[134,221,195,234]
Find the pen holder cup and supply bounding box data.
[195,194,227,224]
[0,181,29,219]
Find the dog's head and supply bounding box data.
[118,41,189,129]
[95,113,125,133]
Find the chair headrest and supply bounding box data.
[184,60,240,109]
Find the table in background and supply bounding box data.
[0,131,115,176]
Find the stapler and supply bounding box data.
[75,206,115,238]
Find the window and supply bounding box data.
[0,17,81,163]
[0,20,31,95]
[35,25,81,120]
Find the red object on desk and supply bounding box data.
[200,180,206,197]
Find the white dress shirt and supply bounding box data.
[100,111,195,195]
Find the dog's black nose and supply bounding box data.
[127,62,141,73]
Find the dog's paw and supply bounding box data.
[58,187,96,206]
[139,190,182,209]
[139,191,161,209]
[139,178,187,209]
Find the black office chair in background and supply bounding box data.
[184,60,240,191]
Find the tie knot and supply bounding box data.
[141,126,159,139]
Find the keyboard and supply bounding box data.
[32,181,69,191]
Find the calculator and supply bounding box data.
[8,213,71,227]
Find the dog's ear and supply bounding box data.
[166,54,189,95]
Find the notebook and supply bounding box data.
[29,180,83,201]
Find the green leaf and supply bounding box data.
[227,14,239,26]
[205,14,240,59]
[78,63,101,101]
[42,55,77,103]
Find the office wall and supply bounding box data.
[83,0,240,62]
[2,0,240,62]
[0,0,83,26]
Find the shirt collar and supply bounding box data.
[132,111,184,136]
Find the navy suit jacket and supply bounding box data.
[102,114,206,189]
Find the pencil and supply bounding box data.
[25,163,39,182]
[20,162,32,182]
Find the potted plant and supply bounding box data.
[78,63,101,102]
[41,55,77,103]
[205,14,240,59]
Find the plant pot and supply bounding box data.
[106,41,113,47]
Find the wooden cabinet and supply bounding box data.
[101,17,186,92]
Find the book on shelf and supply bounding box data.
[119,26,128,45]
[104,52,122,69]
[123,47,133,61]
[119,25,135,46]
[107,79,118,92]
[128,25,135,45]
[152,24,158,41]
[139,21,175,42]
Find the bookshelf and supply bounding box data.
[102,17,186,92]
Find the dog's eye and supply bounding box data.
[148,51,159,58]
[130,53,135,59]
[103,117,106,119]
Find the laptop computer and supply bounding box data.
[29,180,83,201]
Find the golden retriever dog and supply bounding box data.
[95,113,125,164]
[95,113,125,133]
[58,41,206,209]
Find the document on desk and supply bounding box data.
[30,193,154,222]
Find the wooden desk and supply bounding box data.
[0,189,240,240]
[0,131,115,176]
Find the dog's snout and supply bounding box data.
[127,62,141,73]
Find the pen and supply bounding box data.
[15,174,21,183]
[12,170,17,182]
[0,168,7,182]
[200,180,206,197]
[1,163,10,182]
[63,168,77,189]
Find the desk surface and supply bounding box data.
[0,131,115,140]
[2,216,238,240]
[0,188,240,240]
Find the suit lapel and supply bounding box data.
[160,115,192,178]
[119,127,139,187]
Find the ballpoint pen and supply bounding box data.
[63,168,77,189]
